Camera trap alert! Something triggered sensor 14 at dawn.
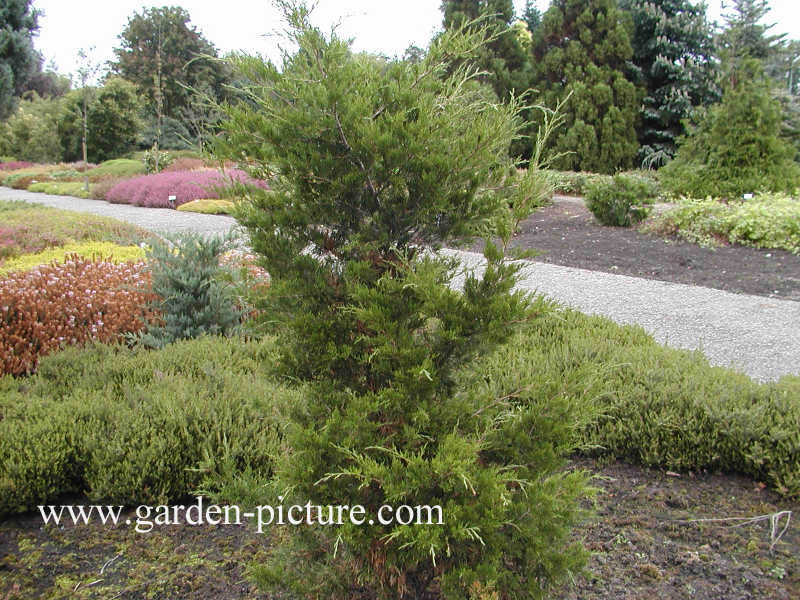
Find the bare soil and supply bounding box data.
[491,201,800,301]
[1,459,796,599]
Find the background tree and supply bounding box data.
[522,0,542,34]
[111,5,230,147]
[59,77,142,163]
[622,0,718,167]
[73,48,102,191]
[659,59,800,197]
[530,0,642,173]
[0,0,40,119]
[717,0,785,88]
[19,57,71,100]
[441,0,532,102]
[0,93,62,162]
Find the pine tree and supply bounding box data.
[660,59,800,197]
[522,0,542,34]
[441,0,532,102]
[214,3,589,598]
[0,0,40,119]
[530,0,642,173]
[621,0,718,167]
[717,0,785,88]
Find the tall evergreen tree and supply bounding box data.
[441,0,532,101]
[0,0,40,119]
[621,0,718,167]
[717,0,785,88]
[530,0,642,173]
[522,0,542,34]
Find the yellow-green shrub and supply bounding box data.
[176,198,235,214]
[0,241,145,275]
[27,181,91,198]
[644,194,800,252]
[0,336,300,515]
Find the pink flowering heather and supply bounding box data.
[105,169,268,208]
[0,161,35,171]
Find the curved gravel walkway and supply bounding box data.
[4,186,798,382]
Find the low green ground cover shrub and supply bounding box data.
[463,307,800,498]
[85,158,146,181]
[0,200,149,260]
[0,336,299,515]
[2,300,797,517]
[585,173,657,226]
[176,199,235,214]
[26,181,91,198]
[644,194,800,252]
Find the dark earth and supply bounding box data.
[1,459,797,599]
[487,199,800,301]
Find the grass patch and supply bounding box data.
[176,198,235,215]
[0,200,150,260]
[644,194,800,253]
[0,241,145,275]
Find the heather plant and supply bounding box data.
[214,3,588,598]
[105,168,267,208]
[0,256,155,376]
[0,160,34,171]
[0,336,298,515]
[139,232,243,348]
[0,240,145,276]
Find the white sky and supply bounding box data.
[32,0,800,83]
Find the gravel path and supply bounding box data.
[4,186,798,382]
[0,186,239,236]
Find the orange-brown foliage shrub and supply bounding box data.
[0,257,156,376]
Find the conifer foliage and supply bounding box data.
[660,60,800,197]
[622,0,718,166]
[530,0,641,173]
[215,2,589,598]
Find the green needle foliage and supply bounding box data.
[215,2,589,598]
[530,0,642,174]
[660,60,800,198]
[140,232,242,348]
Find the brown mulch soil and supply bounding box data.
[1,459,797,599]
[491,201,800,301]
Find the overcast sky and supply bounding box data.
[31,0,800,83]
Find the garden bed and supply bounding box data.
[1,459,796,599]
[493,200,800,300]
